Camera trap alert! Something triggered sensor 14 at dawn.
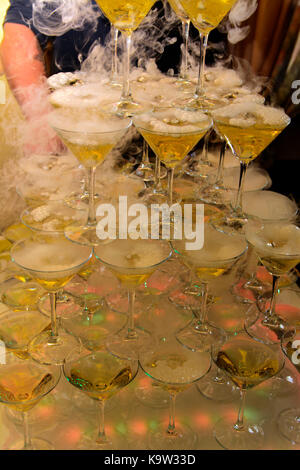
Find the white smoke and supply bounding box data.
[32,0,100,36]
[226,0,258,44]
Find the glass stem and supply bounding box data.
[234,161,248,213]
[121,33,132,102]
[154,156,162,190]
[23,411,33,449]
[50,292,58,340]
[167,167,175,205]
[216,141,226,186]
[142,140,150,165]
[167,392,177,436]
[96,399,107,443]
[234,389,246,431]
[127,288,137,340]
[195,33,208,99]
[201,131,210,165]
[194,281,208,330]
[268,275,280,319]
[110,26,119,83]
[87,166,96,226]
[180,20,190,80]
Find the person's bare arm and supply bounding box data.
[0,23,64,154]
[0,23,48,118]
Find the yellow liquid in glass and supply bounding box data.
[169,0,189,22]
[66,352,135,400]
[0,364,54,412]
[216,338,282,389]
[62,140,114,169]
[95,0,155,33]
[215,120,285,164]
[179,0,237,34]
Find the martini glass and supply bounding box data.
[139,337,211,450]
[20,202,87,319]
[95,0,156,115]
[0,351,61,450]
[11,234,93,365]
[95,238,172,360]
[212,332,284,450]
[175,0,238,110]
[134,107,212,205]
[172,223,247,351]
[63,349,138,449]
[245,221,300,345]
[279,327,300,444]
[211,103,291,232]
[50,110,131,246]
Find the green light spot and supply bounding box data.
[116,422,127,435]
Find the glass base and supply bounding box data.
[245,311,290,345]
[106,327,155,360]
[64,224,112,247]
[11,438,55,450]
[176,321,220,352]
[135,163,156,182]
[214,419,264,450]
[196,368,238,402]
[148,423,198,450]
[1,281,44,310]
[64,192,100,210]
[102,98,152,117]
[211,211,248,235]
[28,330,81,365]
[277,408,300,444]
[184,162,214,179]
[76,436,114,450]
[38,293,82,320]
[174,94,224,112]
[199,185,229,207]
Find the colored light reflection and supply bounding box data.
[194,412,212,429]
[130,420,147,436]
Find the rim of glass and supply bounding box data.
[51,118,132,137]
[133,113,213,136]
[171,237,248,265]
[11,238,93,275]
[139,351,211,387]
[245,224,300,258]
[94,240,173,272]
[20,204,87,234]
[0,355,61,406]
[212,112,291,130]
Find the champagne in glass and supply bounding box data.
[134,107,212,204]
[95,237,172,360]
[64,350,138,449]
[11,234,93,365]
[50,109,131,246]
[212,103,291,231]
[245,221,300,344]
[95,0,156,115]
[213,332,284,449]
[0,351,61,449]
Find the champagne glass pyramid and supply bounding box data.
[245,220,300,344]
[172,223,247,351]
[50,110,131,246]
[11,234,93,365]
[134,107,212,205]
[0,351,61,450]
[95,237,172,360]
[95,0,156,115]
[176,0,238,110]
[212,332,284,449]
[211,103,291,232]
[64,349,138,449]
